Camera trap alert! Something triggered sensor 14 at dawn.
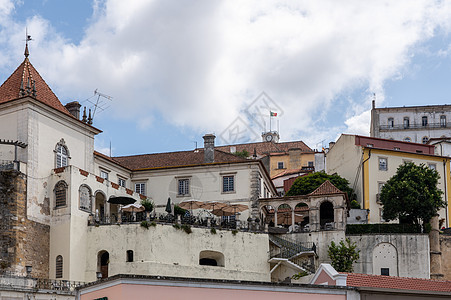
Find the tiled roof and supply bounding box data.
[345,273,451,293]
[308,180,343,196]
[271,168,306,179]
[111,149,248,170]
[0,56,72,117]
[215,140,313,155]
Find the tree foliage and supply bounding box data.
[380,162,444,225]
[232,150,250,158]
[328,238,360,272]
[286,171,355,200]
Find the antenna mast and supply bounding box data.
[88,89,113,120]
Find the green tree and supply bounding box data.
[380,162,444,226]
[286,171,355,200]
[328,238,360,272]
[232,150,250,158]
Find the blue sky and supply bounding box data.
[2,0,451,156]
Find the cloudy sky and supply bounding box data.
[1,0,451,156]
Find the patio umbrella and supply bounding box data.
[178,200,203,211]
[108,196,136,205]
[121,203,145,213]
[165,197,172,214]
[211,209,235,217]
[200,201,227,211]
[222,204,249,215]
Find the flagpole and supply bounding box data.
[269,111,272,132]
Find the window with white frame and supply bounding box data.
[118,177,126,188]
[441,115,446,127]
[388,118,394,128]
[378,157,387,171]
[222,175,235,193]
[55,142,69,168]
[378,182,385,193]
[135,183,146,195]
[100,170,109,180]
[428,163,437,171]
[178,178,190,196]
[277,162,284,169]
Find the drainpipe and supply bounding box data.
[444,159,449,228]
[361,148,371,210]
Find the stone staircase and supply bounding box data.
[269,234,317,273]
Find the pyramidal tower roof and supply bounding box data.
[0,44,72,117]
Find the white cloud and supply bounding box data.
[2,0,451,145]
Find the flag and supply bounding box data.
[270,111,277,117]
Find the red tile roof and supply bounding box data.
[308,180,343,196]
[104,149,249,171]
[345,273,451,293]
[0,57,72,117]
[215,140,313,155]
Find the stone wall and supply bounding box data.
[440,234,451,280]
[0,170,49,278]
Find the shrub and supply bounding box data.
[350,200,360,209]
[174,205,187,216]
[181,224,192,234]
[231,229,238,235]
[141,199,154,212]
[210,228,217,234]
[140,221,150,229]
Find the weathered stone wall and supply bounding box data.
[0,170,49,278]
[440,234,451,280]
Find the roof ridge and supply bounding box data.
[308,180,344,196]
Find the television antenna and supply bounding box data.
[86,89,113,119]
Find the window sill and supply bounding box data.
[221,191,236,194]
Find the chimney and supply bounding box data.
[203,134,215,163]
[65,101,81,119]
[329,141,335,149]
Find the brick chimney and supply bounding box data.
[65,101,81,119]
[203,134,215,163]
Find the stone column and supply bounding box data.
[429,215,444,279]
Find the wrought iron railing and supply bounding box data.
[269,235,316,258]
[0,160,14,171]
[380,122,450,130]
[0,275,83,293]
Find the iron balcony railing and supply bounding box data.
[380,122,450,131]
[0,274,84,293]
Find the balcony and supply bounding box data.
[0,160,15,171]
[380,122,450,131]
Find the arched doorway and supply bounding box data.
[98,250,109,279]
[373,243,398,276]
[95,192,106,222]
[320,201,334,229]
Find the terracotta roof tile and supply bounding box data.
[308,180,343,196]
[111,149,248,170]
[0,57,71,117]
[215,140,313,156]
[345,273,451,292]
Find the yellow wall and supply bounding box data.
[270,152,315,177]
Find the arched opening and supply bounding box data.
[55,255,63,278]
[95,192,106,222]
[295,202,309,231]
[54,181,68,208]
[97,250,109,279]
[320,201,334,229]
[277,203,292,228]
[199,250,224,267]
[79,185,92,212]
[261,205,275,227]
[126,250,134,262]
[373,243,398,276]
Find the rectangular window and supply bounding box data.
[135,183,146,195]
[381,268,390,276]
[379,157,387,171]
[428,163,437,171]
[403,117,409,129]
[100,170,109,180]
[178,179,190,196]
[366,143,374,147]
[308,161,314,167]
[388,118,394,128]
[223,176,235,192]
[378,182,385,193]
[422,116,428,126]
[118,177,126,188]
[277,162,284,169]
[441,115,446,127]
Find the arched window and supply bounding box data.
[54,181,68,208]
[126,250,134,262]
[56,255,63,278]
[79,185,92,211]
[422,136,429,144]
[404,137,411,143]
[55,139,70,168]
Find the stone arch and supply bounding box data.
[295,202,309,230]
[319,201,334,229]
[97,250,109,279]
[94,190,106,221]
[199,250,224,267]
[277,203,292,227]
[372,242,398,276]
